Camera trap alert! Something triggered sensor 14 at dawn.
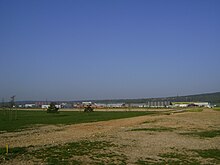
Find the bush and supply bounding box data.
[47,102,59,113]
[84,105,94,112]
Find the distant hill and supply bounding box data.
[3,92,220,106]
[95,92,220,104]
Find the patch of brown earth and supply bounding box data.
[1,109,220,164]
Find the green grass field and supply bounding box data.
[0,109,156,132]
[213,107,220,111]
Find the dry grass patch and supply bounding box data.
[180,129,220,138]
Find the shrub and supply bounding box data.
[47,102,59,113]
[84,105,94,112]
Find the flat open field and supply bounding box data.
[0,108,220,164]
[0,110,158,132]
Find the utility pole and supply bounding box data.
[2,98,6,116]
[1,98,3,108]
[10,96,15,108]
[10,95,17,120]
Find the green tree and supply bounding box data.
[47,102,59,113]
[84,105,94,112]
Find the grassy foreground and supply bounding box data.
[0,109,156,132]
[1,140,219,164]
[213,107,220,111]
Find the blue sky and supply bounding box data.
[0,0,220,101]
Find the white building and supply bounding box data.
[41,104,61,109]
[173,102,211,108]
[106,103,123,108]
[41,105,50,109]
[130,103,146,108]
[82,102,92,105]
[194,102,210,108]
[95,103,107,108]
[173,104,188,108]
[24,104,35,108]
[178,104,188,108]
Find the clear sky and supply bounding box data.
[0,0,220,101]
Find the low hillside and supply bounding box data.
[95,92,220,104]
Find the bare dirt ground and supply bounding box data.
[0,111,168,148]
[1,109,220,164]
